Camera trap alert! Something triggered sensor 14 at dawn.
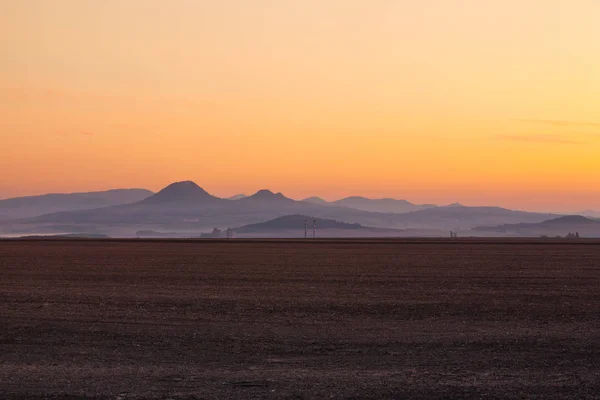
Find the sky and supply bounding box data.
[1,0,599,212]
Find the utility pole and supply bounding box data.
[313,219,316,239]
[304,219,307,239]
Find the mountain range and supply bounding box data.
[5,182,403,236]
[0,181,589,238]
[0,189,153,220]
[303,196,436,214]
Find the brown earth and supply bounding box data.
[0,239,599,399]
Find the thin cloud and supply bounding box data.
[497,134,584,144]
[512,119,600,128]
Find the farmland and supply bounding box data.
[1,239,599,399]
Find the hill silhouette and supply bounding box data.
[236,214,362,233]
[239,190,293,204]
[539,215,597,226]
[330,196,435,213]
[139,181,220,205]
[0,189,153,220]
[389,205,554,230]
[302,197,329,205]
[578,210,600,218]
[231,214,425,238]
[474,215,600,237]
[227,194,247,200]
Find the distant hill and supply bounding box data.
[302,197,330,205]
[237,190,295,206]
[237,189,299,209]
[232,214,431,238]
[577,210,600,218]
[391,205,555,231]
[0,189,153,220]
[138,181,220,205]
[227,194,247,200]
[236,214,362,233]
[331,196,436,214]
[538,215,598,226]
[473,215,600,237]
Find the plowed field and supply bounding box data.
[1,240,599,399]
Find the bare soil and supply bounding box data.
[0,239,599,399]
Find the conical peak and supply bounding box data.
[241,189,291,202]
[164,180,202,190]
[255,189,275,196]
[252,189,286,198]
[302,196,329,204]
[227,194,247,200]
[141,181,217,204]
[158,181,208,194]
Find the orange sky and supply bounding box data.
[1,0,599,211]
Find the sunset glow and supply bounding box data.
[1,0,599,211]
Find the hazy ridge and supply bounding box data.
[0,181,580,238]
